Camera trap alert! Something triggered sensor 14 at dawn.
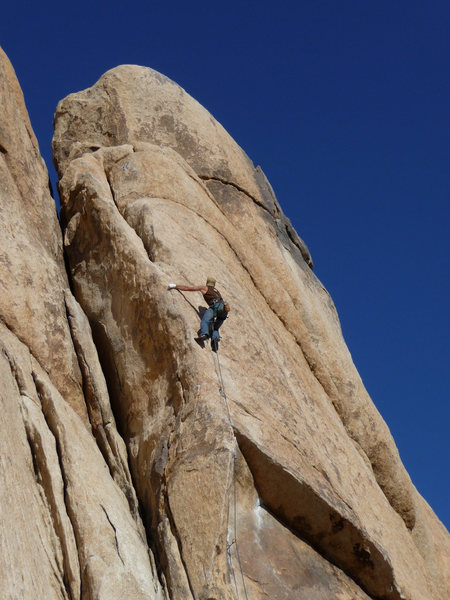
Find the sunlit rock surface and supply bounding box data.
[52,64,449,600]
[0,48,163,600]
[1,47,448,600]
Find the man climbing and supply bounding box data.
[168,277,229,347]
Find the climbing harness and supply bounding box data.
[212,298,231,319]
[214,347,249,600]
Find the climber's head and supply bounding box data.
[206,277,216,287]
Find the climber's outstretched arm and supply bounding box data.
[168,283,208,294]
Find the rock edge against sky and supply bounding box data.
[1,47,449,600]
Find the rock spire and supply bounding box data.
[1,49,449,599]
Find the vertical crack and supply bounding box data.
[2,345,77,599]
[99,504,124,565]
[31,369,83,600]
[162,477,197,600]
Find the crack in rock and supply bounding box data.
[100,504,124,565]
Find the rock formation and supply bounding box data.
[1,48,449,599]
[0,48,163,600]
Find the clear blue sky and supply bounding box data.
[2,1,449,529]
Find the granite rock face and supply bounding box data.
[52,65,450,600]
[0,49,163,600]
[1,49,448,600]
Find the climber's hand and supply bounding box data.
[168,283,177,290]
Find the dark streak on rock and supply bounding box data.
[31,370,82,600]
[201,174,313,270]
[100,503,124,565]
[198,174,274,217]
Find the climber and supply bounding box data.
[168,277,229,346]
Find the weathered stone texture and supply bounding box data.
[0,47,86,422]
[0,48,163,600]
[1,45,448,600]
[52,65,449,600]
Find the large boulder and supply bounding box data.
[52,65,450,600]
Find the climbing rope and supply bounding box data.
[214,347,250,600]
[215,345,232,425]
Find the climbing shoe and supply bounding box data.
[194,334,209,347]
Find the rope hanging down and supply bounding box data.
[214,347,249,600]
